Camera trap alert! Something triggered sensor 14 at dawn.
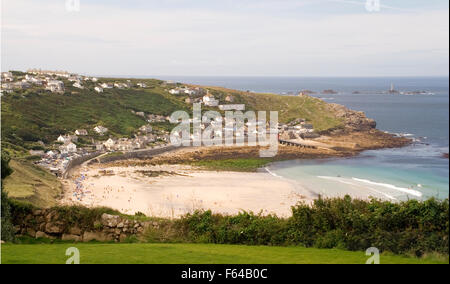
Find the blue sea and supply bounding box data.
[155,76,449,201]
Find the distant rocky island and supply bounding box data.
[278,84,435,96]
[321,89,338,94]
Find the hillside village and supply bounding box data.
[1,69,318,176]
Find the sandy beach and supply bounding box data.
[59,130,412,218]
[61,163,314,218]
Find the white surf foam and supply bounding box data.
[384,131,415,138]
[264,167,284,179]
[317,176,397,200]
[351,177,422,197]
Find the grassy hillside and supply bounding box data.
[2,76,344,154]
[1,78,187,149]
[2,243,446,264]
[204,86,344,131]
[2,159,62,208]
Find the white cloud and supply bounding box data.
[1,0,448,76]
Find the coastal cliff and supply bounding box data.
[326,103,377,133]
[323,102,411,150]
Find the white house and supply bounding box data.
[94,126,108,135]
[95,142,104,151]
[115,139,134,151]
[137,82,147,88]
[132,140,143,150]
[30,77,44,85]
[139,125,153,133]
[66,142,77,153]
[183,88,196,95]
[94,86,103,93]
[46,80,65,93]
[14,81,32,90]
[100,83,113,89]
[57,135,67,143]
[68,75,82,82]
[169,89,180,95]
[73,82,84,89]
[203,95,219,107]
[298,123,314,133]
[57,135,78,143]
[1,72,14,82]
[29,150,45,156]
[114,82,129,89]
[1,82,13,91]
[60,142,77,154]
[103,138,116,150]
[46,150,58,157]
[75,129,88,136]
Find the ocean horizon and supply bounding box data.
[95,75,450,92]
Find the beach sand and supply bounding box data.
[61,164,313,218]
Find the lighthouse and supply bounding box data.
[389,83,398,94]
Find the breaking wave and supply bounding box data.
[351,177,422,197]
[317,176,398,200]
[264,167,284,179]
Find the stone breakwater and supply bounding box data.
[13,209,158,242]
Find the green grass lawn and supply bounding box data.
[190,158,273,172]
[1,243,447,264]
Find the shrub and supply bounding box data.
[288,196,449,255]
[1,151,15,242]
[1,190,15,242]
[168,196,449,255]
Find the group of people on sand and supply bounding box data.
[72,173,92,203]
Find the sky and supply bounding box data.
[1,0,449,77]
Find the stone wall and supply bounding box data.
[13,209,159,242]
[98,145,179,164]
[62,151,103,178]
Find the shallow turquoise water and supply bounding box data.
[268,146,449,201]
